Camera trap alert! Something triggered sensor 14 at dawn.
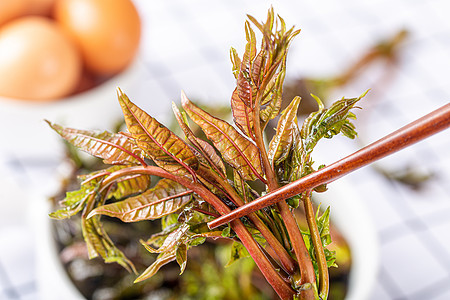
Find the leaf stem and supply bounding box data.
[253,80,317,296]
[206,167,297,274]
[276,200,317,298]
[303,192,329,299]
[102,165,295,299]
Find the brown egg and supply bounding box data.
[54,0,141,76]
[0,17,82,101]
[26,0,57,16]
[0,0,28,26]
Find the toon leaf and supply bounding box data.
[118,89,199,178]
[82,215,136,273]
[88,179,192,222]
[181,92,264,181]
[301,92,367,153]
[268,96,301,166]
[134,250,177,283]
[47,121,146,166]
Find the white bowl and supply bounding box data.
[34,193,85,300]
[34,174,378,300]
[314,178,379,300]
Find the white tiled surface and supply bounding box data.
[0,1,449,299]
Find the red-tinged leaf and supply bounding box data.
[107,172,151,200]
[231,88,254,139]
[191,199,220,219]
[260,66,285,106]
[194,138,226,176]
[233,169,250,203]
[248,8,274,50]
[46,121,146,166]
[172,103,226,176]
[260,68,286,125]
[251,50,266,86]
[237,72,253,107]
[236,21,257,107]
[143,223,190,254]
[79,165,151,200]
[268,96,301,166]
[247,7,274,36]
[117,89,198,178]
[181,92,265,182]
[134,250,176,283]
[265,7,275,32]
[246,14,264,34]
[88,179,192,222]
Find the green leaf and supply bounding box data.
[221,225,231,238]
[49,198,86,219]
[230,47,241,79]
[226,241,250,267]
[134,250,177,283]
[188,236,207,246]
[316,206,337,268]
[176,243,188,275]
[268,96,301,166]
[46,121,146,166]
[88,179,192,222]
[301,91,366,153]
[81,215,136,273]
[118,89,199,178]
[244,20,257,62]
[286,194,301,209]
[50,181,100,220]
[316,206,332,247]
[181,92,264,181]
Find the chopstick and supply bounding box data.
[208,102,450,229]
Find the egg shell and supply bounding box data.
[54,0,141,76]
[0,0,29,26]
[0,17,82,101]
[26,0,57,16]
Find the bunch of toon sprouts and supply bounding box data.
[48,8,364,300]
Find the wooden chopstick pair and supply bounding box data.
[208,103,450,229]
